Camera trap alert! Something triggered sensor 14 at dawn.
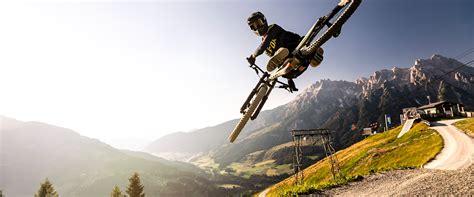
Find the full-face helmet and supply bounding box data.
[247,12,268,36]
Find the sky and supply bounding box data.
[0,0,472,150]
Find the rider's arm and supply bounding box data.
[252,40,266,58]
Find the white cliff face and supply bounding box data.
[291,79,361,107]
[277,79,362,121]
[357,67,411,97]
[357,54,474,98]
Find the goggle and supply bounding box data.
[248,18,265,31]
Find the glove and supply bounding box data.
[246,54,256,65]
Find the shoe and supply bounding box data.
[267,48,289,72]
[310,47,324,67]
[338,0,349,6]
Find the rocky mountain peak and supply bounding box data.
[295,79,359,100]
[413,54,466,73]
[357,54,472,97]
[288,79,361,111]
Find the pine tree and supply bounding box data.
[35,178,59,197]
[111,185,126,197]
[126,172,145,197]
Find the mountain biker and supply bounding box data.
[246,11,324,91]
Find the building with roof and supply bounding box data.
[418,101,465,118]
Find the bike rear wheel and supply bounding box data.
[300,0,361,55]
[228,84,268,143]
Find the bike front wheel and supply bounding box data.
[228,83,269,143]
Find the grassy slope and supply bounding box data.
[192,142,296,179]
[264,123,443,196]
[227,160,293,178]
[453,118,474,137]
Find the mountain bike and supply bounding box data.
[229,0,361,143]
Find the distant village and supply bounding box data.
[404,100,469,120]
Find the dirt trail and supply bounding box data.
[322,119,474,196]
[424,119,474,170]
[323,165,473,196]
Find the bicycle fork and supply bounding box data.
[240,73,270,114]
[239,73,275,121]
[251,80,276,120]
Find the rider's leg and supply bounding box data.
[281,64,308,92]
[276,47,321,77]
[288,78,298,92]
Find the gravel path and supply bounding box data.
[424,119,474,170]
[323,164,473,196]
[321,119,474,196]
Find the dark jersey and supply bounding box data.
[253,24,302,57]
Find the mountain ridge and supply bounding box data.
[0,116,226,197]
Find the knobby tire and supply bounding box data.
[229,84,268,143]
[300,0,361,55]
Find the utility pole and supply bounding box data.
[290,129,341,185]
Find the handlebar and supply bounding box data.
[249,63,265,74]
